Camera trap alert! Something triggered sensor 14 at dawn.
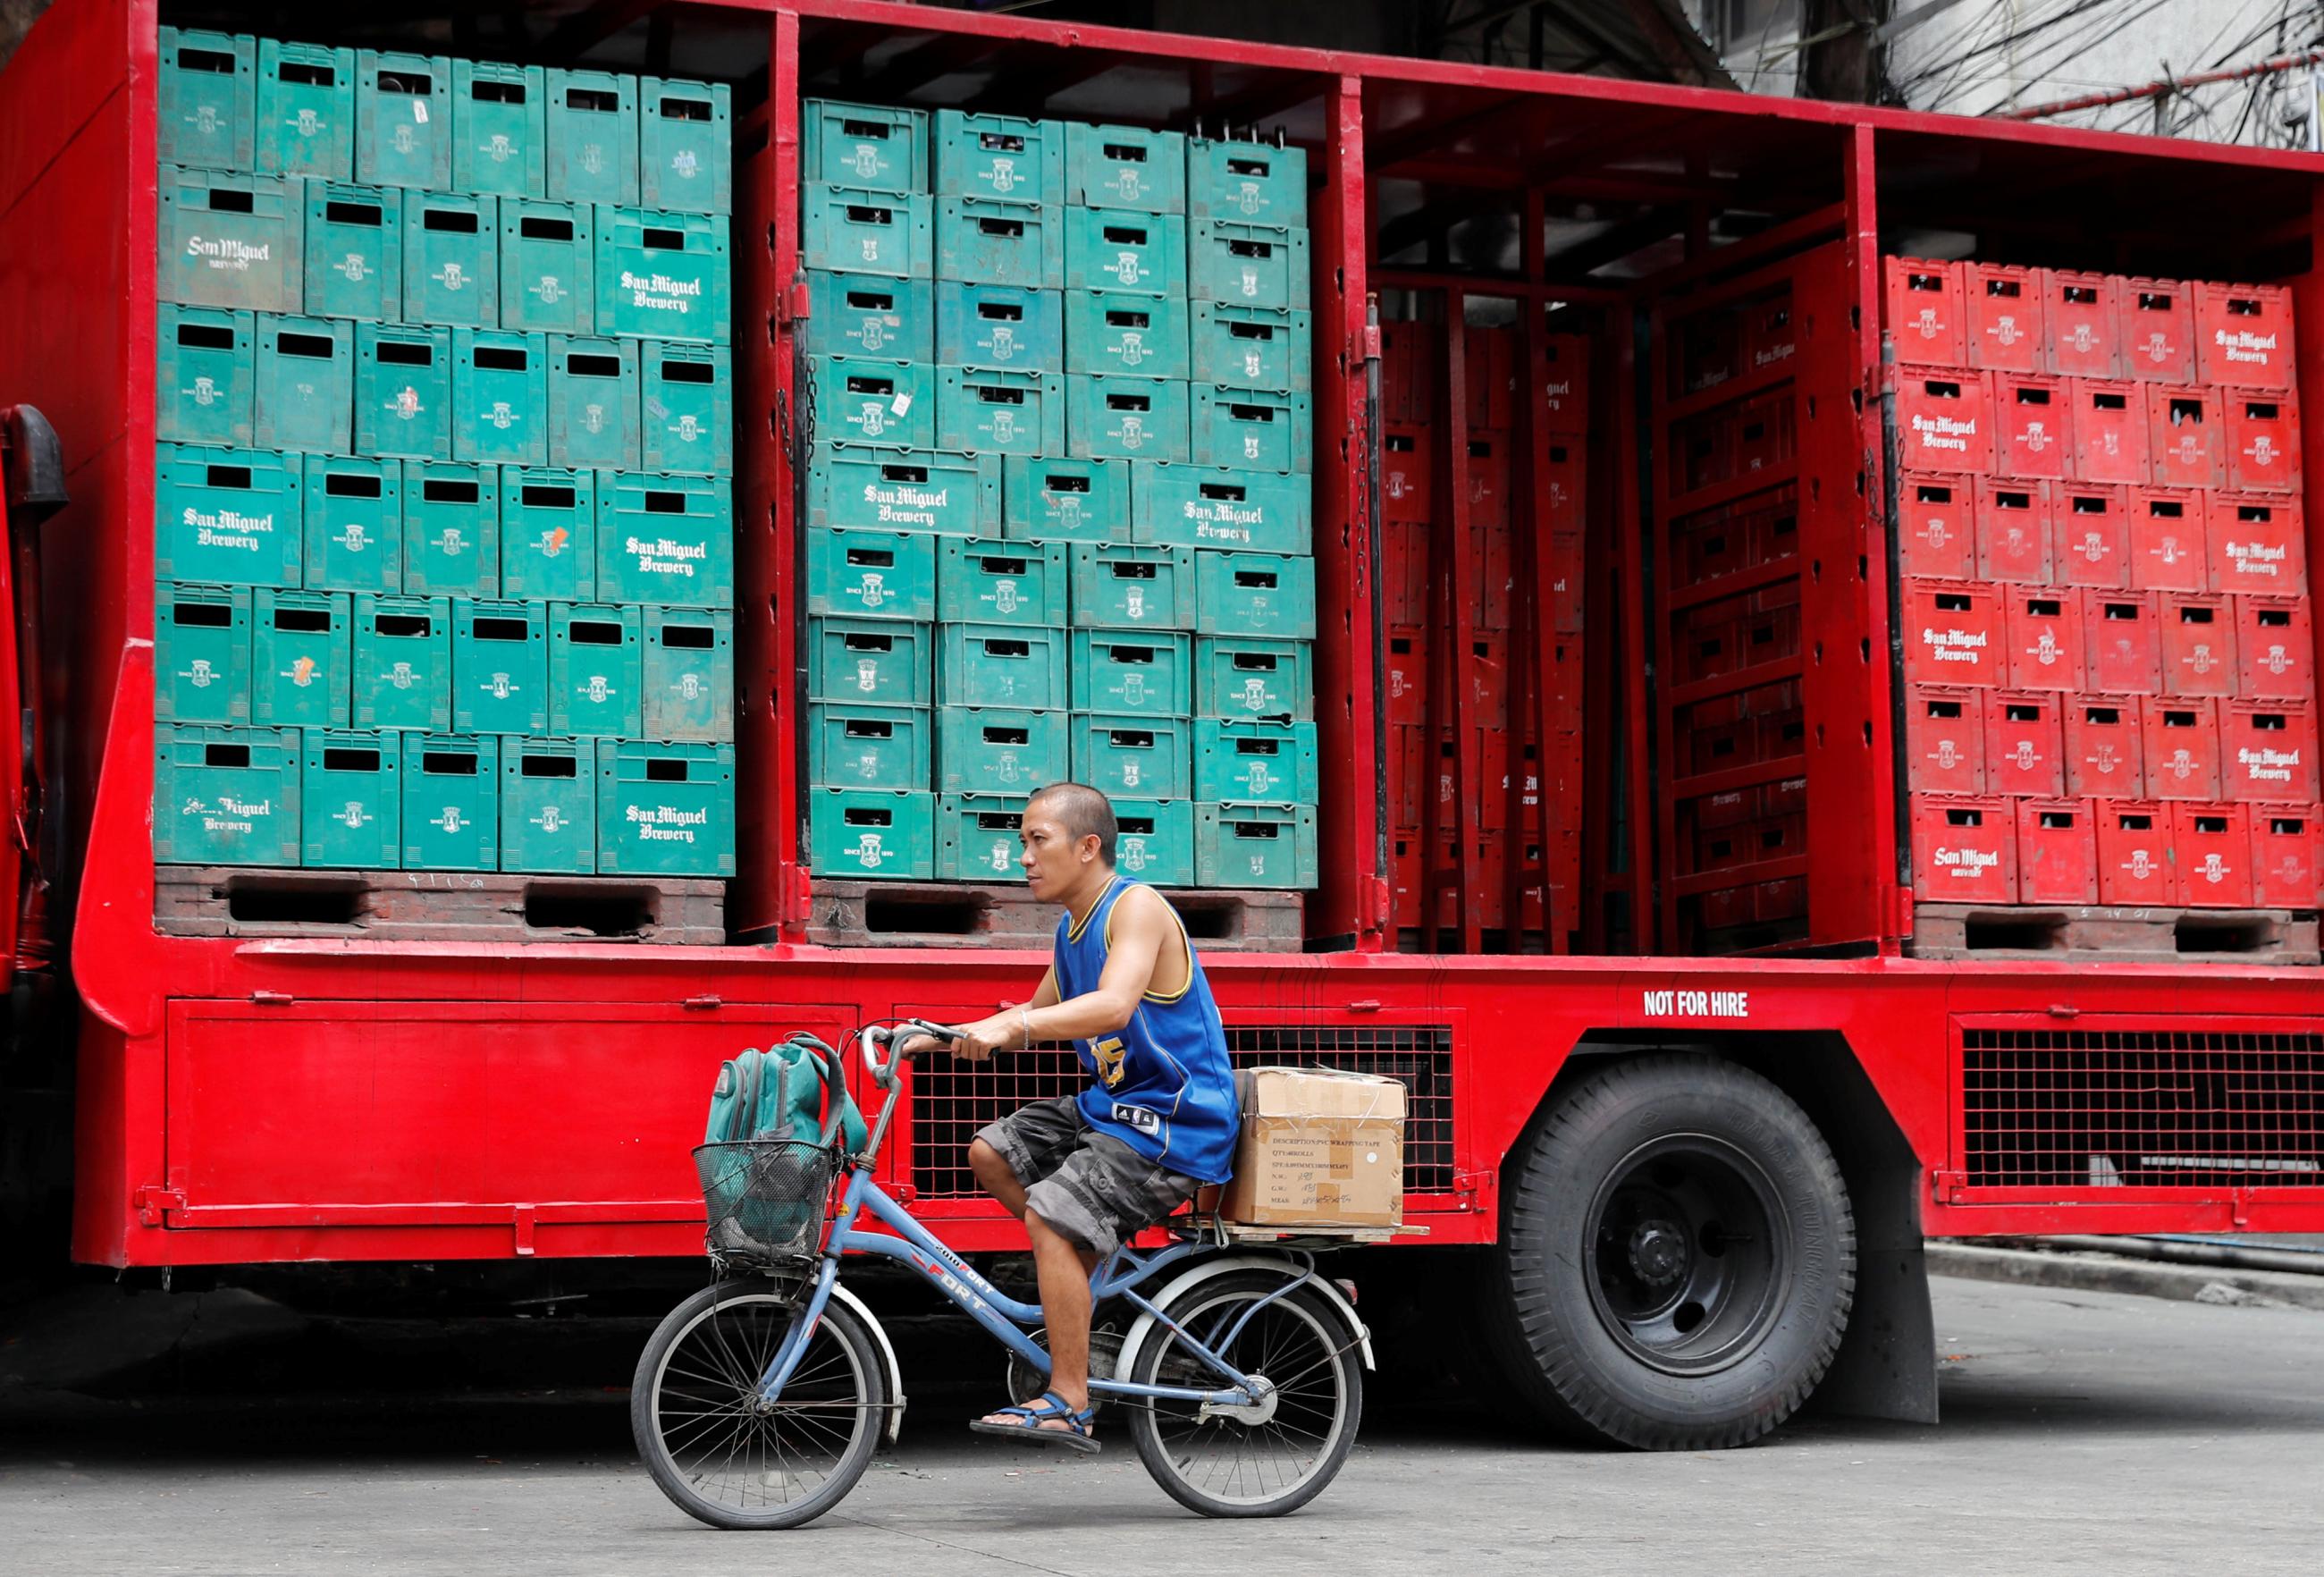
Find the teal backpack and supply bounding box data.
[704,1033,870,1151]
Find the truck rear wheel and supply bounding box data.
[1479,1054,1855,1449]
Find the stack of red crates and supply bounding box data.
[1890,257,2319,910]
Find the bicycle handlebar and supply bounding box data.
[861,1017,961,1091]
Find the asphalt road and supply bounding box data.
[4,1273,2320,1577]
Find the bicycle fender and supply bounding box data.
[826,1282,908,1444]
[1113,1253,1374,1385]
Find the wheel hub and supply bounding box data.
[1199,1374,1278,1426]
[1628,1219,1689,1286]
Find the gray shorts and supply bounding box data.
[976,1094,1200,1259]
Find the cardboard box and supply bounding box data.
[1219,1067,1405,1229]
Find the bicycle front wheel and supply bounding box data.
[631,1280,886,1530]
[1124,1270,1363,1518]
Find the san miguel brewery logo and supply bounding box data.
[2225,537,2291,579]
[2119,846,2163,882]
[1910,409,1978,455]
[183,502,275,555]
[335,250,372,283]
[1927,738,1964,772]
[189,794,271,837]
[620,270,703,316]
[186,236,272,273]
[859,476,952,529]
[1931,844,2000,880]
[627,535,707,579]
[2214,325,2278,371]
[1917,623,1986,668]
[2237,743,2304,788]
[630,804,709,845]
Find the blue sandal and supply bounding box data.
[969,1389,1101,1455]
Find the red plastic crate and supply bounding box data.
[1743,293,1797,376]
[2142,696,2221,799]
[1465,325,1519,430]
[1910,794,2017,903]
[1984,690,2066,798]
[1465,432,1510,530]
[2064,697,2146,798]
[2250,805,2322,907]
[1546,532,1583,633]
[1749,499,1799,567]
[1737,605,1800,672]
[1993,371,2073,480]
[1542,435,1586,532]
[1699,883,1752,930]
[1755,876,1806,923]
[1674,612,1739,687]
[1907,686,1985,794]
[2069,378,2148,485]
[1886,257,1966,367]
[2223,392,2302,494]
[1696,786,1754,830]
[1385,625,1427,723]
[1902,578,2004,686]
[1389,830,1423,925]
[2129,486,2208,592]
[2160,591,2237,698]
[2042,270,2120,378]
[1540,334,1589,434]
[1478,731,1542,831]
[1678,505,1743,584]
[2080,588,2162,695]
[1471,519,1512,631]
[1672,405,1738,495]
[1683,716,1750,779]
[2193,281,2295,391]
[1965,262,2041,373]
[2174,802,2254,907]
[2208,493,2306,595]
[2220,700,2320,804]
[1975,478,2054,584]
[1381,425,1433,523]
[2004,589,2084,691]
[1381,522,1428,624]
[1899,475,1976,579]
[1897,367,1991,474]
[2095,801,2177,904]
[2053,484,2128,588]
[1468,633,1509,722]
[2148,384,2225,487]
[1389,725,1427,821]
[1762,772,1806,820]
[1735,390,1794,475]
[2119,277,2196,383]
[2017,798,2099,904]
[1755,706,1806,762]
[1676,306,1742,397]
[2236,595,2313,704]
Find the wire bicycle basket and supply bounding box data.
[695,1139,839,1272]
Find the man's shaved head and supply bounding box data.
[1027,781,1117,866]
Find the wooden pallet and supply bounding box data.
[804,879,1304,952]
[1908,903,2320,965]
[156,865,726,946]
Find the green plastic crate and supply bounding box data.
[804,101,927,196]
[400,460,498,596]
[452,328,547,466]
[1002,455,1132,544]
[933,112,1062,205]
[303,455,402,594]
[1064,291,1189,379]
[1195,718,1318,803]
[252,588,351,728]
[640,77,731,214]
[355,50,451,189]
[1064,207,1186,297]
[1195,802,1316,888]
[1112,797,1193,887]
[810,788,932,881]
[351,593,450,730]
[499,198,595,334]
[500,467,595,601]
[155,582,252,725]
[452,61,545,198]
[805,444,998,538]
[1071,714,1191,799]
[1065,122,1185,213]
[302,729,400,867]
[936,367,1064,456]
[303,181,403,321]
[1191,302,1310,392]
[1190,220,1311,312]
[595,207,729,343]
[252,315,353,454]
[1187,137,1308,223]
[1069,628,1192,717]
[936,793,1029,881]
[1066,374,1190,464]
[1195,636,1312,721]
[547,335,639,468]
[642,606,734,742]
[155,443,302,587]
[159,166,302,312]
[546,68,638,206]
[158,28,256,173]
[354,323,452,460]
[1194,550,1316,638]
[400,732,500,871]
[802,271,933,361]
[802,185,932,280]
[935,197,1062,290]
[453,598,549,734]
[937,538,1067,628]
[809,355,933,450]
[154,725,300,866]
[1067,543,1192,630]
[547,602,644,738]
[937,706,1067,796]
[937,623,1067,709]
[404,190,500,327]
[158,306,255,447]
[1191,385,1310,473]
[598,472,733,606]
[1133,463,1310,553]
[598,740,736,877]
[639,342,732,475]
[936,281,1063,373]
[500,736,596,874]
[807,616,931,704]
[255,39,354,181]
[810,702,931,791]
[804,527,936,621]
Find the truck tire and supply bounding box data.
[1478,1053,1855,1449]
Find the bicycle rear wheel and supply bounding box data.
[1124,1271,1363,1518]
[631,1280,885,1530]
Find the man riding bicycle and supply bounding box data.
[905,780,1239,1454]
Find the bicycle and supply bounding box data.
[632,1017,1371,1529]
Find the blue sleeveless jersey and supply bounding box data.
[1053,876,1239,1183]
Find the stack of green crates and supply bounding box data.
[150,28,737,881]
[802,101,1318,889]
